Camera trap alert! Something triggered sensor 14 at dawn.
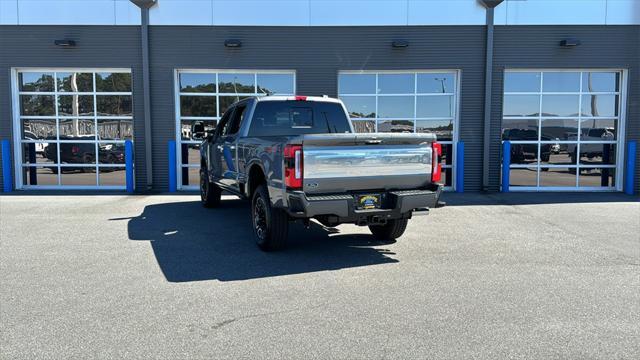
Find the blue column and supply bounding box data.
[125,140,134,193]
[625,141,636,195]
[1,140,12,192]
[502,141,510,193]
[455,141,464,193]
[168,140,177,192]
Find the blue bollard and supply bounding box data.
[1,140,12,193]
[168,140,177,192]
[456,141,464,193]
[502,141,511,193]
[125,140,134,193]
[625,141,636,195]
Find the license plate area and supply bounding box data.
[355,194,382,210]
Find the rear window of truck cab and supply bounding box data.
[248,101,351,136]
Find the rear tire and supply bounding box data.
[369,218,409,240]
[252,184,289,251]
[200,167,221,208]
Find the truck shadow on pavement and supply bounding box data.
[125,199,398,282]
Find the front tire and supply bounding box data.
[200,167,221,208]
[369,218,409,240]
[252,184,289,251]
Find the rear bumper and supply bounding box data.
[284,184,443,224]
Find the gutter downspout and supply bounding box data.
[478,0,503,191]
[131,0,157,190]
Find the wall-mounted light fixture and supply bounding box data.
[224,39,242,48]
[54,39,76,47]
[560,38,581,47]
[392,40,409,48]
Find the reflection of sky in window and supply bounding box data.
[542,95,579,117]
[339,74,376,94]
[581,95,617,117]
[340,96,375,118]
[218,73,255,90]
[417,96,452,118]
[256,74,294,94]
[504,72,540,92]
[378,74,414,94]
[542,72,580,92]
[378,96,414,118]
[180,73,215,90]
[582,73,618,92]
[417,73,454,93]
[503,95,539,116]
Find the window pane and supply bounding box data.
[581,95,618,117]
[504,72,540,92]
[58,95,94,116]
[218,73,254,93]
[441,167,453,187]
[416,120,452,141]
[22,143,56,164]
[580,119,617,141]
[98,143,126,164]
[510,143,539,165]
[417,73,454,93]
[440,143,453,166]
[257,74,294,95]
[351,120,376,133]
[59,119,95,138]
[541,144,575,165]
[539,168,576,187]
[219,96,251,116]
[97,95,132,116]
[179,73,215,93]
[579,144,616,166]
[20,95,55,116]
[377,96,414,118]
[181,167,199,186]
[378,120,414,133]
[98,167,126,186]
[339,74,376,94]
[22,118,56,140]
[61,170,97,186]
[55,142,97,165]
[509,167,537,187]
[181,120,216,141]
[502,119,538,140]
[378,73,414,94]
[181,144,200,166]
[542,95,579,117]
[542,72,580,92]
[98,119,133,140]
[19,72,54,92]
[340,96,375,118]
[22,167,58,186]
[541,118,577,141]
[56,72,93,92]
[579,168,615,187]
[582,72,619,93]
[180,96,216,117]
[95,72,132,92]
[503,95,539,117]
[416,96,452,118]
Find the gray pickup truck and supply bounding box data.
[197,96,443,251]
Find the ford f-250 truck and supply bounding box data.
[197,96,443,251]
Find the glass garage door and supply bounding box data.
[14,69,133,189]
[175,70,295,190]
[502,70,625,191]
[338,71,459,189]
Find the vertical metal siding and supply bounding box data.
[491,25,640,193]
[0,26,146,190]
[148,26,487,191]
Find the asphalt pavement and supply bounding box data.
[0,192,638,359]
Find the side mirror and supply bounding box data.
[192,121,205,140]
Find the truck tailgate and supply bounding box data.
[300,133,435,194]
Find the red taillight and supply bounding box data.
[284,144,303,189]
[294,96,307,101]
[431,142,442,183]
[71,145,80,155]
